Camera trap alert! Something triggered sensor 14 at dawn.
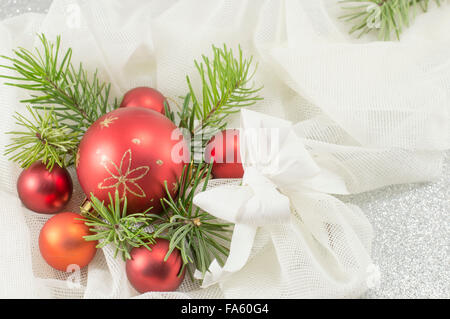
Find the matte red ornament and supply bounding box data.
[126,238,185,293]
[39,212,97,272]
[76,107,189,214]
[17,162,73,214]
[205,129,244,179]
[120,87,167,115]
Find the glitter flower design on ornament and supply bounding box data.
[98,149,149,201]
[99,115,118,128]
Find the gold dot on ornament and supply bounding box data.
[156,159,164,166]
[132,138,141,145]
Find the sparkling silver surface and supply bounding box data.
[354,152,449,299]
[0,0,51,19]
[0,0,448,299]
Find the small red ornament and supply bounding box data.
[17,162,73,214]
[76,107,189,214]
[126,238,185,293]
[39,212,97,271]
[120,87,168,115]
[205,129,244,178]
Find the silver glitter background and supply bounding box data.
[0,0,448,299]
[0,0,52,18]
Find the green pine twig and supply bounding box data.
[80,190,156,260]
[171,45,262,151]
[0,34,118,170]
[0,34,117,129]
[339,0,444,41]
[4,106,79,170]
[153,161,233,277]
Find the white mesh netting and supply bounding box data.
[0,0,448,298]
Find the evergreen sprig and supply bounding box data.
[80,191,155,260]
[0,34,116,129]
[339,0,444,40]
[153,161,233,277]
[169,45,262,153]
[0,34,117,169]
[4,106,79,170]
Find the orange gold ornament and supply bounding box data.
[39,212,97,272]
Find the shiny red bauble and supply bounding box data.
[126,238,185,293]
[120,87,167,115]
[17,162,73,214]
[39,212,97,271]
[205,129,244,178]
[76,107,189,214]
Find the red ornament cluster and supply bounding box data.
[15,86,245,292]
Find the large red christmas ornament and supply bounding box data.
[126,238,185,293]
[17,162,73,214]
[120,87,167,115]
[39,212,97,271]
[205,129,244,179]
[76,107,188,214]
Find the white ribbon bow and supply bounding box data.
[193,109,349,287]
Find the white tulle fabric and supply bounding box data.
[0,0,448,298]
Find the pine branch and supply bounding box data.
[4,106,79,170]
[79,190,156,260]
[153,161,233,277]
[0,34,117,130]
[339,0,444,40]
[0,34,118,170]
[170,45,262,152]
